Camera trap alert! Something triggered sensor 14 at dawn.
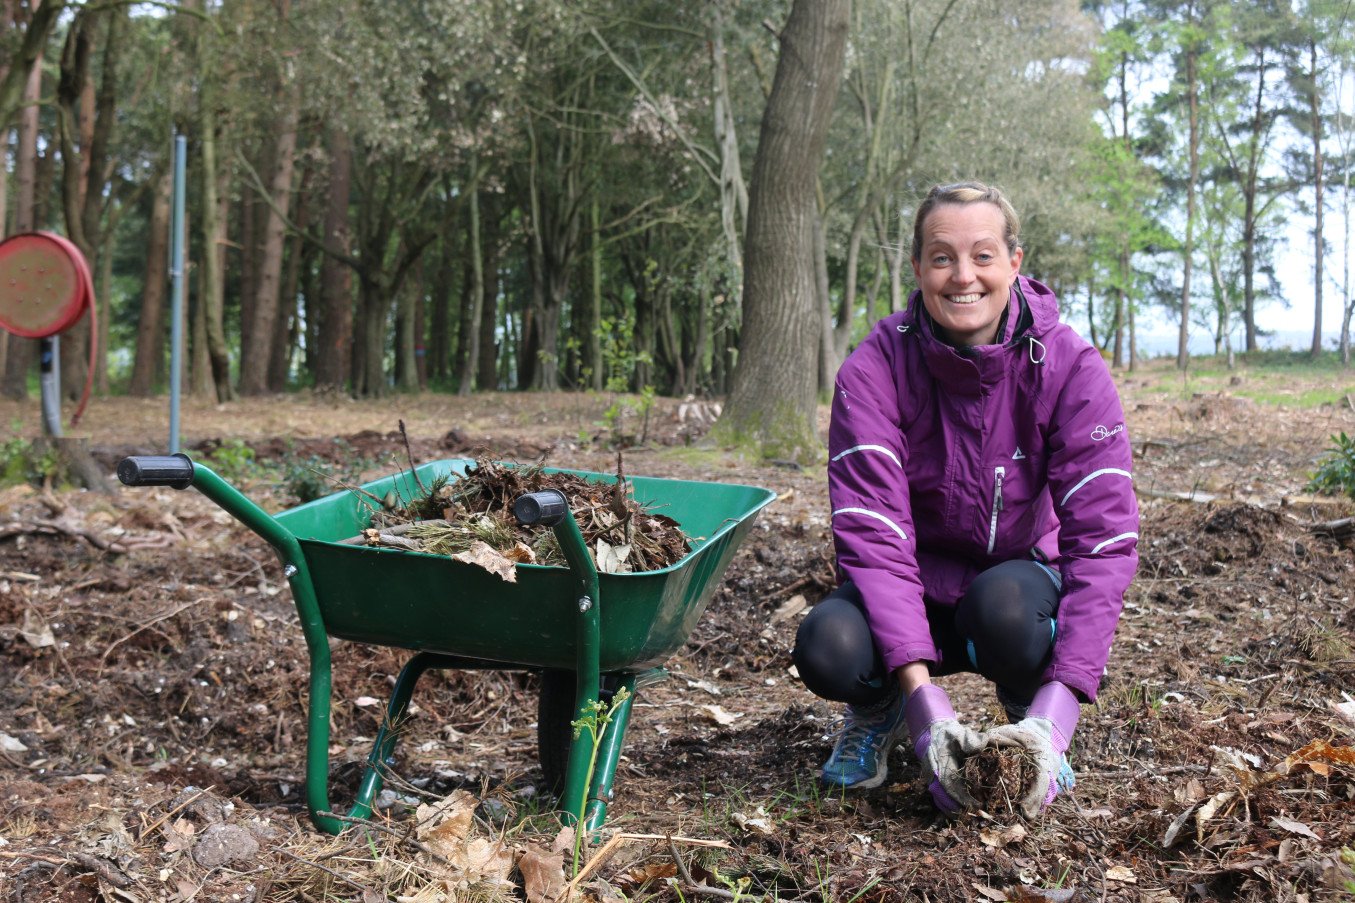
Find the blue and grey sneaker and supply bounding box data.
[820,693,908,789]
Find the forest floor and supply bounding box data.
[1,358,1354,903]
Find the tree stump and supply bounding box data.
[32,436,115,494]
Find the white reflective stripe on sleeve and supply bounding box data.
[1060,468,1132,507]
[830,444,903,469]
[1091,532,1138,555]
[831,507,909,541]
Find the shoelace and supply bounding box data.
[833,714,889,762]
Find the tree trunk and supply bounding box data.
[477,211,500,391]
[200,72,234,401]
[457,174,484,395]
[128,169,173,396]
[717,0,850,461]
[1178,23,1198,371]
[1308,37,1324,359]
[239,47,300,396]
[269,162,312,390]
[1,24,44,400]
[315,127,353,393]
[814,209,837,396]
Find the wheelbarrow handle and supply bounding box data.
[117,453,195,489]
[513,489,569,527]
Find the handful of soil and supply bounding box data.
[962,744,1039,814]
[359,456,691,576]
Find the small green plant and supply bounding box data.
[568,686,631,876]
[1307,432,1355,500]
[0,433,60,487]
[202,438,260,482]
[280,441,378,504]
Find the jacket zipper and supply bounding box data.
[987,466,1005,554]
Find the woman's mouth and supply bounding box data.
[946,293,983,305]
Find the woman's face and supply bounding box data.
[911,202,1023,347]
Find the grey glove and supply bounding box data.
[987,681,1080,818]
[905,685,986,812]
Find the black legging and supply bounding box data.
[792,560,1060,708]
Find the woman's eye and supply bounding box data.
[976,253,993,263]
[931,255,950,265]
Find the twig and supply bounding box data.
[314,810,461,872]
[276,848,376,896]
[399,420,427,494]
[99,599,202,673]
[138,787,214,841]
[0,850,67,866]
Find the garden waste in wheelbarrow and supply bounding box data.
[117,454,775,834]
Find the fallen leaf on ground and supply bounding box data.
[19,609,55,647]
[1269,816,1320,840]
[1105,865,1137,883]
[519,844,566,903]
[979,823,1028,848]
[699,704,743,726]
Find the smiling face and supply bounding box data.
[910,202,1023,347]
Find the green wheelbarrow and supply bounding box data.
[116,454,774,835]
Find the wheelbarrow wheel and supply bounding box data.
[537,670,621,797]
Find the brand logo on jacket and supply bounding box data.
[1090,423,1125,441]
[1011,447,1026,460]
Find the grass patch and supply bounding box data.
[1130,353,1355,408]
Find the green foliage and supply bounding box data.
[1307,432,1355,500]
[280,441,381,505]
[595,385,658,448]
[201,439,261,483]
[596,317,651,394]
[0,431,59,488]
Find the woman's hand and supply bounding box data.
[987,681,1080,817]
[904,684,985,812]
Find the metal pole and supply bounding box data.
[168,133,187,453]
[39,335,62,438]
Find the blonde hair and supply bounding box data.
[910,181,1021,260]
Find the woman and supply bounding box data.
[793,181,1139,817]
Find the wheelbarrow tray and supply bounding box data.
[274,459,775,673]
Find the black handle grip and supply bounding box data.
[513,489,568,527]
[117,454,195,489]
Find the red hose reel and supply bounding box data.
[0,231,98,425]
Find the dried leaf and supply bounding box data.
[972,883,1008,901]
[1277,739,1355,776]
[353,696,381,708]
[0,732,28,752]
[1195,790,1236,844]
[451,541,518,583]
[518,845,566,903]
[415,790,477,850]
[732,808,777,835]
[19,609,55,648]
[979,823,1028,848]
[162,818,196,855]
[503,541,536,564]
[596,538,632,574]
[699,704,743,726]
[769,594,807,624]
[614,862,679,892]
[1269,816,1320,840]
[1105,865,1137,883]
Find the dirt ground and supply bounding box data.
[2,365,1354,903]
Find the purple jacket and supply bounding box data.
[828,275,1138,702]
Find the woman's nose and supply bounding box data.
[950,259,973,284]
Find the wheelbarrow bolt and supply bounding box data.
[578,595,593,613]
[283,564,298,578]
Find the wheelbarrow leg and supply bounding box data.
[349,651,461,821]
